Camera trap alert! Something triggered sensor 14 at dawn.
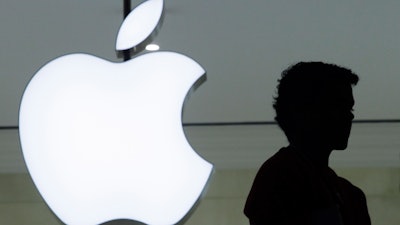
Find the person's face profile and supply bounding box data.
[318,83,355,150]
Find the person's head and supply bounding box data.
[273,62,359,150]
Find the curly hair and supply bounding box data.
[273,62,359,141]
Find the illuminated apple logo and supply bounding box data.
[18,0,213,224]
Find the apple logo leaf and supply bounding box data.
[116,0,164,53]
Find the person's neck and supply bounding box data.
[289,144,333,168]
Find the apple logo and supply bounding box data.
[18,0,213,225]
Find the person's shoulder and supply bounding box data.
[336,176,360,190]
[255,147,301,180]
[335,175,371,223]
[336,175,367,198]
[258,148,289,170]
[260,147,299,167]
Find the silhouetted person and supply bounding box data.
[244,62,371,225]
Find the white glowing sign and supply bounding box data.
[19,0,213,224]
